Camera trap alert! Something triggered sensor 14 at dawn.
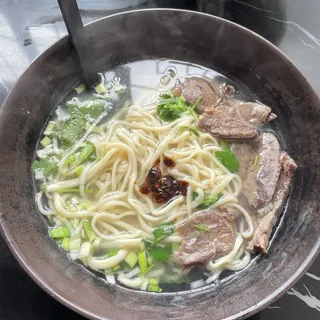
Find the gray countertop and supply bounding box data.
[0,1,319,319]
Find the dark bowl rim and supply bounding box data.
[0,8,319,320]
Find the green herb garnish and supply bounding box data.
[253,153,259,170]
[148,245,171,262]
[152,223,175,246]
[106,249,119,258]
[215,148,239,173]
[157,96,188,121]
[58,116,86,147]
[188,95,202,119]
[197,192,223,210]
[32,158,58,177]
[157,92,201,122]
[64,143,96,170]
[193,224,209,232]
[177,125,200,137]
[143,239,172,262]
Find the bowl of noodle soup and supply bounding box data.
[0,9,319,320]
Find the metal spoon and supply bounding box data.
[57,0,99,88]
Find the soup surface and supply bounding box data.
[33,60,296,292]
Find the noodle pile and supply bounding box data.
[37,100,254,289]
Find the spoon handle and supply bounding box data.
[57,0,99,88]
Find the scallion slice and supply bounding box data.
[124,251,138,268]
[138,251,148,275]
[49,227,70,239]
[83,220,96,242]
[61,237,70,252]
[43,121,55,136]
[40,136,52,147]
[69,234,81,252]
[74,83,86,94]
[78,241,92,259]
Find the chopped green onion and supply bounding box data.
[148,278,159,285]
[177,125,199,137]
[93,237,101,247]
[138,251,148,275]
[61,237,70,252]
[189,126,200,137]
[253,153,259,170]
[78,241,92,259]
[112,264,121,272]
[69,234,81,251]
[40,136,52,147]
[124,251,138,268]
[147,257,153,266]
[74,83,86,94]
[76,165,83,176]
[142,264,155,276]
[193,224,209,232]
[147,284,161,292]
[72,219,80,228]
[190,95,202,112]
[49,227,70,239]
[188,95,202,119]
[107,249,119,258]
[57,188,81,193]
[83,220,96,242]
[43,121,55,136]
[95,82,105,94]
[177,126,187,136]
[140,241,145,251]
[197,193,223,210]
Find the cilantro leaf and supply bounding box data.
[143,239,171,262]
[58,117,86,147]
[157,96,188,121]
[32,158,58,177]
[67,99,105,119]
[159,92,172,99]
[177,125,200,137]
[215,148,239,173]
[152,223,175,246]
[148,245,171,262]
[64,143,96,170]
[79,100,105,118]
[197,193,223,210]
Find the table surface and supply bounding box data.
[0,0,319,319]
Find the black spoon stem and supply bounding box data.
[57,0,99,88]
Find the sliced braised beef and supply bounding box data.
[171,209,236,266]
[234,102,275,126]
[247,132,281,209]
[233,132,282,209]
[198,108,258,140]
[247,153,297,253]
[198,102,275,140]
[173,77,234,113]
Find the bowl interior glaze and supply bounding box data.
[0,9,319,320]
